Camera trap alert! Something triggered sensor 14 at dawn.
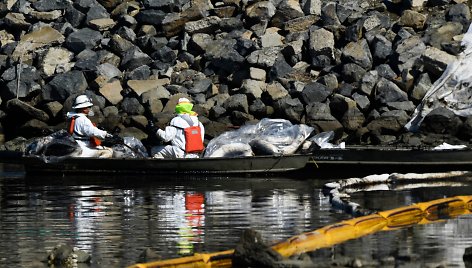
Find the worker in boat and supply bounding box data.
[66,94,115,158]
[150,97,205,158]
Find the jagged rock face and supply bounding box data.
[0,0,471,149]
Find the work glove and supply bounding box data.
[146,120,159,135]
[103,134,124,146]
[113,134,124,144]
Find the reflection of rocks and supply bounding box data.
[43,244,91,267]
[0,0,471,150]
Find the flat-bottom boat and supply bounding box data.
[0,151,310,175]
[309,146,472,175]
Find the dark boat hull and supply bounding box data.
[310,147,472,175]
[0,151,310,175]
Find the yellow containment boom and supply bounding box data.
[128,195,472,268]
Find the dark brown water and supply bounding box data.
[1,164,472,268]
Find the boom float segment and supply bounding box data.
[128,195,472,268]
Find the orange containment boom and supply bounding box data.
[128,195,472,268]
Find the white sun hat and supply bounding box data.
[72,95,93,109]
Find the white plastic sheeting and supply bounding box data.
[204,118,314,157]
[405,23,472,131]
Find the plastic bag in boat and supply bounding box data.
[112,136,149,158]
[25,130,81,156]
[204,118,314,157]
[306,131,346,149]
[25,130,82,162]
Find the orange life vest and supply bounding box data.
[172,120,204,154]
[68,116,102,147]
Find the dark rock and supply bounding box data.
[386,101,415,113]
[341,39,373,70]
[143,0,189,12]
[464,246,472,264]
[230,110,255,126]
[274,96,304,123]
[151,46,177,63]
[45,244,91,265]
[329,94,349,120]
[6,99,50,122]
[125,65,151,81]
[308,27,335,68]
[375,64,397,80]
[268,55,293,82]
[219,17,244,32]
[352,92,370,112]
[135,9,166,26]
[344,20,363,43]
[190,78,212,94]
[441,40,464,55]
[66,4,85,26]
[108,34,135,57]
[97,63,123,80]
[342,106,365,132]
[374,78,408,105]
[457,116,472,141]
[305,102,343,139]
[270,0,304,28]
[371,34,393,62]
[32,0,71,11]
[244,2,276,23]
[249,99,269,119]
[317,73,338,91]
[74,49,100,72]
[341,63,367,83]
[301,82,332,104]
[447,3,471,29]
[321,2,341,26]
[85,4,110,24]
[425,22,462,50]
[394,35,426,73]
[210,105,226,120]
[2,64,42,100]
[43,71,88,102]
[204,39,245,73]
[137,248,161,263]
[428,0,449,7]
[65,28,103,53]
[120,47,152,71]
[17,119,53,138]
[359,70,378,96]
[120,97,145,115]
[420,107,462,135]
[366,110,409,135]
[338,83,355,97]
[223,94,248,114]
[232,229,284,268]
[116,26,137,42]
[4,136,28,152]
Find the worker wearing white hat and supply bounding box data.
[66,94,114,158]
[151,97,205,158]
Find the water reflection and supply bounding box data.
[0,164,472,268]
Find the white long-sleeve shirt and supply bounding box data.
[66,112,108,148]
[157,114,205,151]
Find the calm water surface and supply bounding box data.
[1,164,472,267]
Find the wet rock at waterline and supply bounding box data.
[232,229,285,267]
[43,244,91,267]
[137,248,162,263]
[0,1,472,150]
